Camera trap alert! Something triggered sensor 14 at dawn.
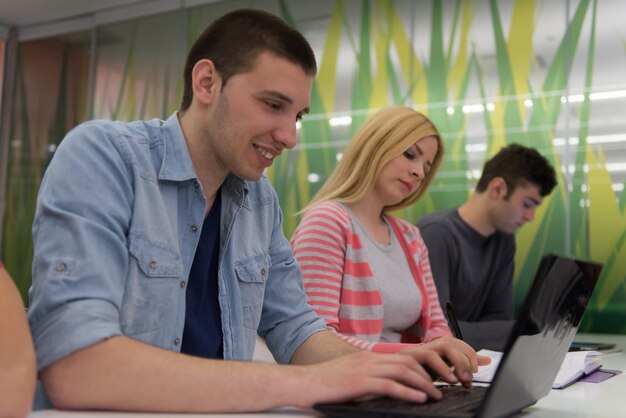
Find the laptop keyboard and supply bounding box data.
[346,385,488,414]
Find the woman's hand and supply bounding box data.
[399,336,490,387]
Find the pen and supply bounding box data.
[445,302,464,340]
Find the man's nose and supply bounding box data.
[273,118,298,150]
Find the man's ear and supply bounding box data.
[191,59,221,107]
[488,177,508,199]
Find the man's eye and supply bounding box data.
[265,101,281,110]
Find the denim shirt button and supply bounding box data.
[149,260,158,270]
[180,280,186,288]
[57,262,66,272]
[261,267,267,277]
[193,181,200,189]
[191,225,198,233]
[174,337,181,346]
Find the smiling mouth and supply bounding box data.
[254,145,275,160]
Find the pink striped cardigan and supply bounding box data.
[291,201,451,353]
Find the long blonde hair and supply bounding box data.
[303,106,444,213]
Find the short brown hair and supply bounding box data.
[180,8,317,111]
[476,143,557,198]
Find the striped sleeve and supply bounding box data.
[291,202,347,328]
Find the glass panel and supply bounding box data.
[1,31,91,299]
[1,1,623,331]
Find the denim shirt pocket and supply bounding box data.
[123,234,184,340]
[129,233,184,278]
[234,252,270,330]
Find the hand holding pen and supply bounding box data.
[446,302,464,341]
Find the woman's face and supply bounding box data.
[373,135,439,207]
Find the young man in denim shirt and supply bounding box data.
[29,9,485,413]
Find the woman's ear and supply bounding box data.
[191,59,221,107]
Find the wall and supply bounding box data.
[0,0,624,333]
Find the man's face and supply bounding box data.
[489,181,543,234]
[204,52,313,181]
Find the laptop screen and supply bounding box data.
[479,254,602,418]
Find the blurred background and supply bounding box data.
[0,0,624,334]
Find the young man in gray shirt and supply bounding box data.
[418,144,557,350]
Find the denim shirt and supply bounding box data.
[29,113,325,388]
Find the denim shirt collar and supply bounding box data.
[224,173,248,201]
[158,112,200,183]
[159,112,248,199]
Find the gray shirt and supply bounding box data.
[347,208,422,343]
[417,208,515,350]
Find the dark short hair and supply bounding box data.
[180,8,317,111]
[475,143,557,198]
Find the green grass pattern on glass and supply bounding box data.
[270,0,624,332]
[1,0,624,332]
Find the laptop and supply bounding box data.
[314,254,603,418]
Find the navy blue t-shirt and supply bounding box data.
[181,191,223,358]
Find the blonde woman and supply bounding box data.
[292,106,481,373]
[0,261,36,418]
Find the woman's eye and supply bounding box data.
[404,150,415,159]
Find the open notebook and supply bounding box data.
[474,349,602,389]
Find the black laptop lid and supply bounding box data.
[478,254,602,418]
[313,254,603,418]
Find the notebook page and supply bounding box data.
[552,351,602,389]
[473,349,602,389]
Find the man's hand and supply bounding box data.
[41,336,441,413]
[291,350,443,408]
[399,336,491,387]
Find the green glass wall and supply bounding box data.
[0,0,624,333]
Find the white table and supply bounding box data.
[30,409,321,418]
[523,333,626,417]
[29,333,626,418]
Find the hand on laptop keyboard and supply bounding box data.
[294,350,445,407]
[399,336,491,388]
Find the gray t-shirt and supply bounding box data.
[417,208,515,350]
[347,207,422,343]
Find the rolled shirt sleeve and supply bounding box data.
[29,122,132,370]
